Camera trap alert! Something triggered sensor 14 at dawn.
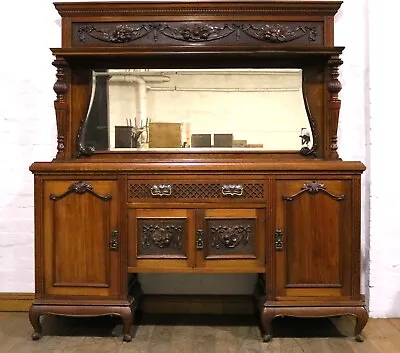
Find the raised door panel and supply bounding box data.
[196,208,265,272]
[43,180,119,297]
[128,208,195,271]
[275,180,352,299]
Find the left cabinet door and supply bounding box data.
[42,180,120,298]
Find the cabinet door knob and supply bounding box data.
[196,229,204,250]
[275,229,283,251]
[109,230,119,251]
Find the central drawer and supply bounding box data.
[127,177,266,202]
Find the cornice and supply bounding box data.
[54,1,343,18]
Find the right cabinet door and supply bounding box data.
[275,179,355,300]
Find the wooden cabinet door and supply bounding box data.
[195,208,265,272]
[275,180,353,300]
[128,208,196,271]
[42,180,120,298]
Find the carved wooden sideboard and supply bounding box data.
[29,0,368,343]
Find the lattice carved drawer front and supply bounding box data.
[128,180,265,202]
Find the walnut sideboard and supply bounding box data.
[29,0,368,342]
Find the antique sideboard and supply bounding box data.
[29,1,368,342]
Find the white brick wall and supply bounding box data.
[367,0,400,317]
[1,0,399,317]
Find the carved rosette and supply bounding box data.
[282,181,345,201]
[328,55,343,159]
[211,225,251,249]
[240,24,316,43]
[142,225,182,249]
[49,181,112,201]
[158,23,236,42]
[78,24,153,43]
[52,58,69,159]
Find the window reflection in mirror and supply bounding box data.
[84,69,313,152]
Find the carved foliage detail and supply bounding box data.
[240,24,316,43]
[76,22,319,44]
[49,181,112,201]
[142,224,183,249]
[76,118,95,158]
[159,23,236,42]
[78,24,153,43]
[282,181,345,201]
[211,225,251,249]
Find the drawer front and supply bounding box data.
[128,180,265,202]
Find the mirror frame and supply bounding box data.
[78,68,317,156]
[51,1,344,161]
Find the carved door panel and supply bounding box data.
[195,208,265,272]
[42,180,120,298]
[128,209,195,270]
[275,180,353,300]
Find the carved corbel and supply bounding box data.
[52,57,69,159]
[327,55,343,159]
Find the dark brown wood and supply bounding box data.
[30,0,367,343]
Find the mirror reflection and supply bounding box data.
[84,68,313,152]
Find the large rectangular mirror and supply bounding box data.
[83,68,313,152]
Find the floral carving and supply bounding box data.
[75,22,320,45]
[49,182,112,201]
[142,225,182,249]
[211,225,251,249]
[282,181,345,201]
[77,24,153,43]
[241,24,316,43]
[159,23,236,42]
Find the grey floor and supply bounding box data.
[1,312,399,353]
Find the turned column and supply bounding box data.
[52,57,69,160]
[327,55,343,159]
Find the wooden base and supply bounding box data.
[29,276,142,342]
[29,303,135,342]
[259,305,369,342]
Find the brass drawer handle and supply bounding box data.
[221,184,243,197]
[150,184,172,197]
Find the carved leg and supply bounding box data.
[119,307,133,342]
[29,305,42,340]
[261,307,275,342]
[354,306,369,342]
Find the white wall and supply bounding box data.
[367,0,400,318]
[1,0,399,317]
